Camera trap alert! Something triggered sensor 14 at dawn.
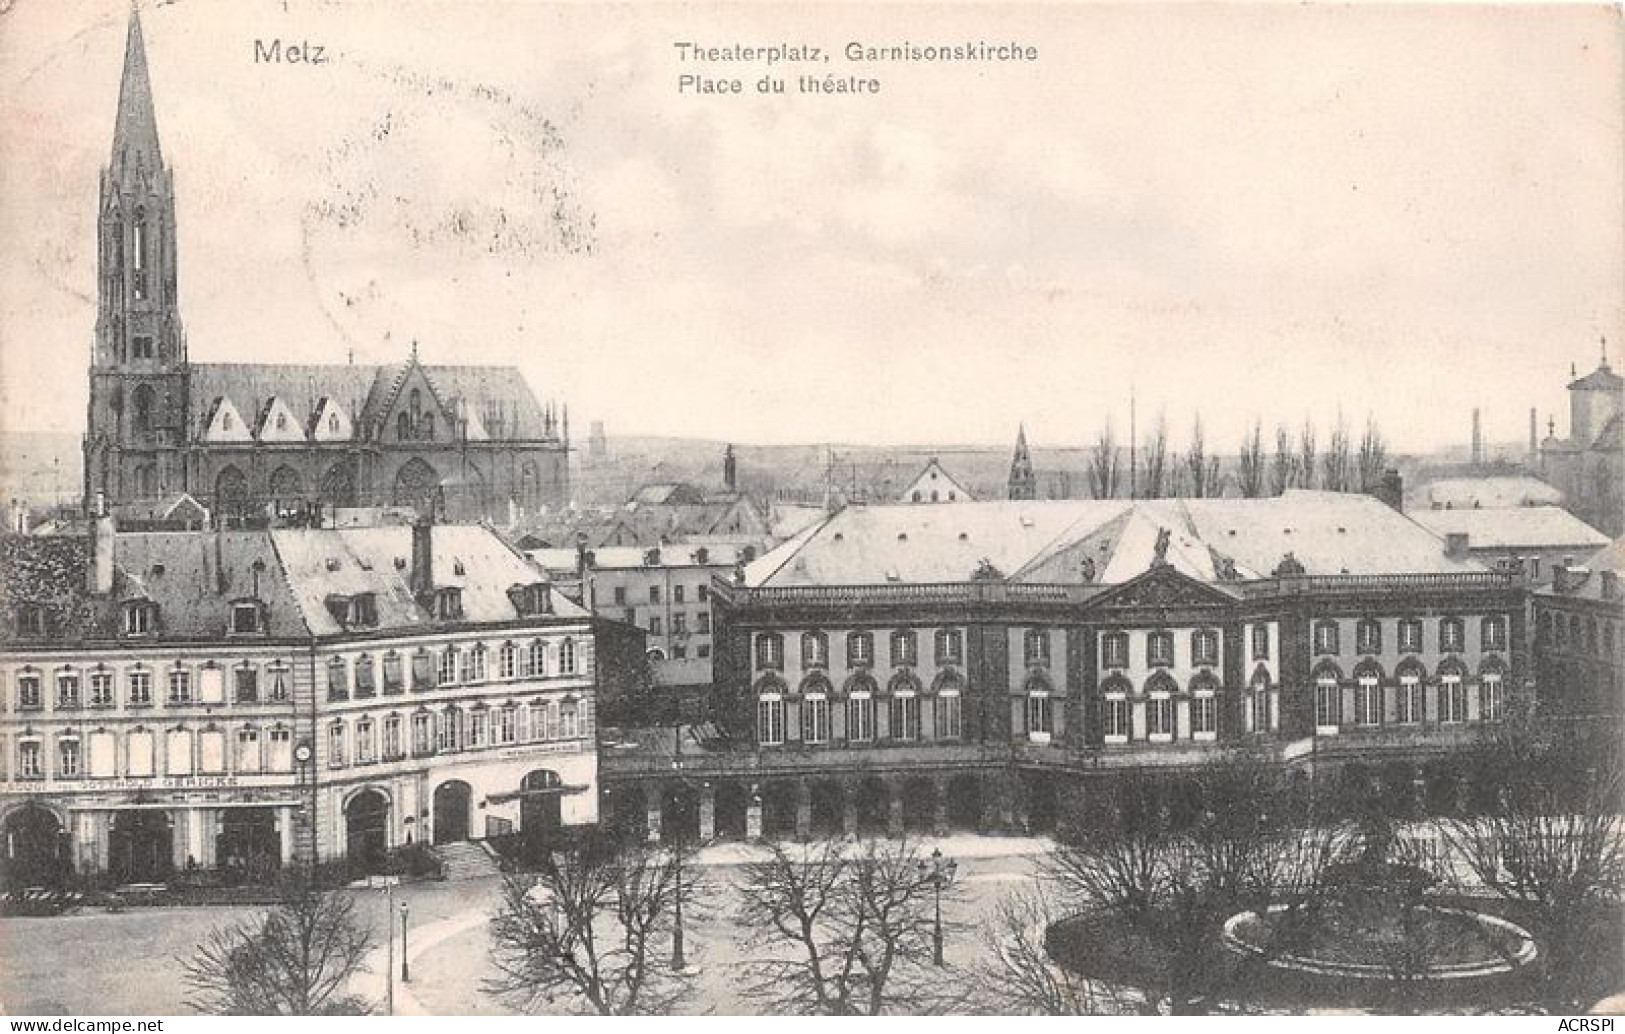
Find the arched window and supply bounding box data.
[133,384,156,434]
[1479,659,1506,722]
[1438,662,1466,723]
[397,412,412,441]
[421,414,435,440]
[1395,660,1425,724]
[1313,664,1342,732]
[1354,662,1382,726]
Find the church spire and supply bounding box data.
[1008,424,1037,501]
[111,6,163,174]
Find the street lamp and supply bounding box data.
[917,847,957,967]
[400,902,410,983]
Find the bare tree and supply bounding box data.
[1140,414,1168,499]
[1438,722,1625,1012]
[1356,416,1388,492]
[487,836,698,1015]
[1237,420,1266,498]
[974,887,1119,1015]
[1167,453,1188,499]
[1297,420,1318,491]
[1088,419,1122,500]
[736,837,961,1015]
[1185,415,1222,498]
[1322,412,1353,492]
[1269,424,1297,495]
[182,877,373,1015]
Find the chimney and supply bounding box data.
[1601,570,1619,601]
[1471,408,1483,467]
[1371,468,1404,512]
[1553,565,1572,594]
[1444,532,1470,560]
[88,512,116,595]
[410,516,434,600]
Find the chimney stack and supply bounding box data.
[88,511,116,595]
[1372,468,1404,512]
[1553,564,1572,594]
[1600,570,1619,601]
[1444,532,1470,560]
[1471,408,1483,467]
[410,516,434,600]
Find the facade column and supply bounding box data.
[886,780,904,838]
[795,781,812,841]
[746,783,764,841]
[278,805,295,865]
[645,798,663,844]
[698,782,716,841]
[188,809,207,869]
[932,777,950,836]
[171,809,189,869]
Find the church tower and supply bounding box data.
[84,7,188,508]
[1007,424,1037,501]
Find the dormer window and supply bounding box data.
[323,593,378,629]
[433,588,464,621]
[14,604,45,638]
[508,583,552,617]
[230,601,264,635]
[124,601,157,636]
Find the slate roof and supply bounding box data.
[187,361,553,443]
[112,531,308,639]
[1415,476,1563,510]
[1569,361,1624,391]
[1410,506,1609,552]
[745,491,1483,588]
[526,544,748,575]
[272,525,588,637]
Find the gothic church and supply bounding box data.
[83,11,569,525]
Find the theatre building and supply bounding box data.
[611,491,1529,840]
[0,519,597,888]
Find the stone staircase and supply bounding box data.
[431,840,502,881]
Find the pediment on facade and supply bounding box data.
[1086,563,1238,612]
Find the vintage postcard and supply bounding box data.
[0,0,1621,1021]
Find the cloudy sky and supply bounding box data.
[1,0,1620,455]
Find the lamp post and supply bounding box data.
[669,757,689,972]
[400,902,410,983]
[918,847,957,967]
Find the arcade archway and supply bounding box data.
[432,780,472,844]
[2,805,68,889]
[345,790,390,872]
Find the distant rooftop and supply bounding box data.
[1410,506,1608,552]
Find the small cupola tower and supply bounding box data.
[1007,424,1037,501]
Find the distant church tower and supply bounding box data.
[84,7,188,508]
[1007,425,1037,501]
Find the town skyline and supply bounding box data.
[1,1,1621,458]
